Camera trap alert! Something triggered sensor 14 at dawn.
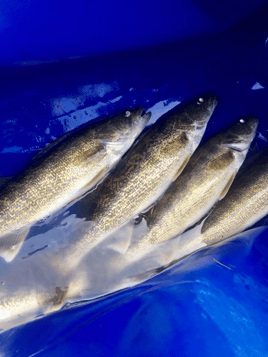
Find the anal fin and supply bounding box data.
[0,227,30,262]
[81,167,108,192]
[66,167,109,207]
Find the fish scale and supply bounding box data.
[160,147,268,267]
[94,124,205,232]
[125,115,258,261]
[0,107,151,262]
[55,93,218,271]
[201,149,268,244]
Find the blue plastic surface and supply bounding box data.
[1,2,268,356]
[0,0,266,66]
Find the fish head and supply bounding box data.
[105,107,151,143]
[221,115,259,151]
[151,93,217,160]
[159,93,217,149]
[176,93,218,132]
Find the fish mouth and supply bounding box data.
[142,111,152,123]
[138,106,145,116]
[199,92,218,109]
[241,115,259,147]
[232,115,259,137]
[223,115,259,151]
[138,106,152,124]
[242,115,259,132]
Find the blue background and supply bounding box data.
[0,1,268,356]
[0,0,265,66]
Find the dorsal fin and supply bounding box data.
[31,132,71,163]
[218,172,236,200]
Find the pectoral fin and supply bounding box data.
[0,227,30,262]
[32,131,74,163]
[83,142,107,161]
[81,167,108,193]
[138,206,155,223]
[173,154,191,180]
[219,173,236,200]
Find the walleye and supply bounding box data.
[168,147,268,262]
[56,93,218,270]
[126,116,258,259]
[199,148,268,244]
[0,107,151,262]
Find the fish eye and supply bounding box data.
[197,98,204,105]
[240,119,245,124]
[125,111,131,117]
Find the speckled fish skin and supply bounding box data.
[126,116,258,258]
[200,148,268,244]
[168,148,268,262]
[58,93,218,269]
[0,107,151,262]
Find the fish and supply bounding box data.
[199,148,268,244]
[126,115,258,259]
[166,147,268,263]
[0,107,151,262]
[55,93,218,270]
[0,270,84,331]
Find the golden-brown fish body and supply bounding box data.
[57,94,218,269]
[200,148,268,244]
[126,116,258,259]
[0,107,150,262]
[167,148,268,262]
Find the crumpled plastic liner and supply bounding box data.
[1,227,268,357]
[0,5,268,356]
[0,197,263,332]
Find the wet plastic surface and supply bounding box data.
[1,2,268,356]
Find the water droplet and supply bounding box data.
[125,111,131,117]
